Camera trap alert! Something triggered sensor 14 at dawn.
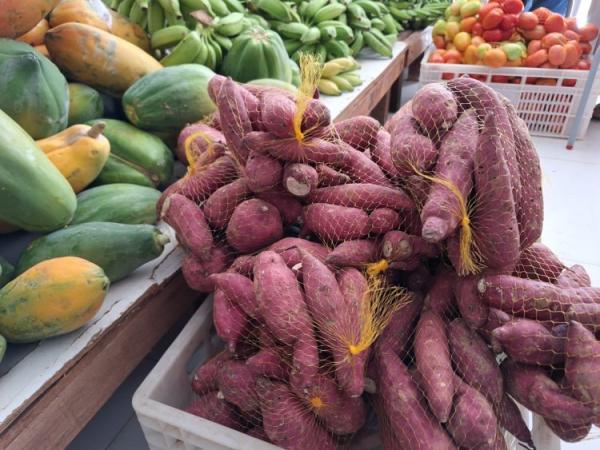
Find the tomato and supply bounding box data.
[544,14,566,33]
[527,40,542,55]
[483,48,507,67]
[522,25,546,40]
[479,2,501,19]
[524,49,548,67]
[482,8,504,30]
[541,32,567,49]
[506,57,523,66]
[532,7,551,24]
[482,29,503,42]
[433,35,446,49]
[460,17,477,33]
[491,75,510,83]
[564,30,580,42]
[580,41,592,55]
[518,12,538,30]
[548,44,567,66]
[446,21,460,39]
[443,49,462,62]
[472,22,483,36]
[562,78,577,87]
[502,0,523,14]
[536,78,557,86]
[446,42,457,50]
[500,28,514,40]
[510,76,522,84]
[460,1,481,18]
[453,32,472,52]
[565,17,578,32]
[471,36,485,47]
[429,54,445,63]
[577,59,591,70]
[579,23,599,41]
[526,77,538,84]
[500,14,518,30]
[561,43,581,68]
[442,72,455,80]
[464,44,479,64]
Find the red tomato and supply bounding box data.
[482,29,503,42]
[528,40,542,55]
[518,12,539,30]
[577,59,591,70]
[533,7,551,24]
[548,44,567,66]
[433,35,446,49]
[526,77,539,84]
[500,28,515,40]
[479,2,501,19]
[442,72,455,80]
[522,24,546,40]
[580,41,592,55]
[429,54,445,63]
[500,14,519,30]
[544,14,566,33]
[562,78,577,87]
[510,76,522,84]
[502,0,523,14]
[482,8,504,30]
[579,24,599,41]
[564,30,580,42]
[472,22,483,36]
[565,17,578,32]
[491,75,510,83]
[443,49,462,62]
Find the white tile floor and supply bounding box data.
[68,83,600,450]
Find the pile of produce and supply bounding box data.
[389,0,450,31]
[429,0,598,80]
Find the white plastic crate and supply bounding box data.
[420,46,600,139]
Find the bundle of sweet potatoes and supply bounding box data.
[159,75,600,448]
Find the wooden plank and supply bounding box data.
[403,29,432,67]
[0,272,199,450]
[370,91,391,124]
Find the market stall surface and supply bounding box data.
[66,111,600,450]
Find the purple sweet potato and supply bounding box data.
[414,310,455,422]
[325,239,379,268]
[501,358,594,425]
[216,78,253,164]
[492,318,566,366]
[256,191,303,226]
[213,289,248,353]
[289,330,320,395]
[513,242,565,283]
[244,151,283,193]
[216,359,259,413]
[557,265,591,288]
[480,308,512,354]
[229,254,255,277]
[374,348,457,450]
[334,143,393,187]
[209,272,259,319]
[202,178,252,229]
[371,394,403,450]
[283,163,318,197]
[185,391,239,429]
[192,351,232,395]
[208,75,260,129]
[412,83,458,135]
[226,199,283,252]
[246,347,289,380]
[565,320,600,408]
[447,375,498,448]
[389,257,422,273]
[307,183,414,212]
[316,163,350,187]
[176,122,227,165]
[371,128,400,179]
[368,208,400,234]
[455,275,488,328]
[268,237,329,267]
[304,203,370,242]
[256,379,338,450]
[181,247,230,293]
[420,109,478,243]
[246,426,270,442]
[423,268,456,317]
[545,418,591,443]
[377,292,424,356]
[161,193,213,260]
[333,115,380,152]
[384,99,412,135]
[407,264,433,293]
[495,394,534,447]
[448,318,504,405]
[567,303,600,333]
[390,113,438,178]
[381,230,438,261]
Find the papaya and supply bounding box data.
[0,0,59,39]
[0,334,5,363]
[0,109,76,232]
[16,18,49,46]
[88,119,174,188]
[0,220,19,234]
[0,256,14,288]
[45,23,162,97]
[72,184,161,225]
[68,83,105,126]
[16,222,169,282]
[0,257,109,343]
[0,39,69,139]
[221,27,292,83]
[122,65,216,131]
[36,123,111,193]
[34,44,50,59]
[48,0,150,51]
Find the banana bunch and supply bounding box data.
[318,56,362,96]
[387,0,449,31]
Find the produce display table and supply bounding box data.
[0,38,410,450]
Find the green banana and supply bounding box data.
[151,25,189,49]
[204,36,217,69]
[110,0,121,9]
[214,12,244,36]
[300,26,321,45]
[313,3,346,23]
[315,44,327,63]
[350,29,364,56]
[319,26,337,42]
[364,30,392,57]
[244,13,270,29]
[371,17,385,31]
[291,43,316,63]
[207,0,230,16]
[207,33,223,66]
[147,0,166,34]
[284,39,303,54]
[316,21,354,42]
[160,30,202,66]
[339,71,362,87]
[318,79,341,96]
[350,16,371,30]
[212,32,233,51]
[324,39,351,58]
[353,0,383,18]
[135,0,150,9]
[194,36,209,64]
[255,0,294,22]
[303,0,329,20]
[180,0,207,9]
[277,22,309,39]
[347,3,367,19]
[338,12,348,25]
[117,0,135,16]
[223,0,245,13]
[330,75,353,92]
[158,0,182,18]
[381,13,398,34]
[299,1,309,17]
[129,1,146,25]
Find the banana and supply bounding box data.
[316,21,354,42]
[148,0,166,34]
[300,26,321,45]
[324,39,351,58]
[165,9,185,26]
[291,43,316,63]
[255,0,294,22]
[212,32,232,51]
[312,4,346,24]
[321,61,346,78]
[338,12,348,25]
[204,36,217,69]
[381,13,398,34]
[318,79,342,96]
[110,0,121,9]
[160,30,202,66]
[135,0,149,9]
[214,12,244,36]
[151,25,189,49]
[315,44,327,63]
[347,3,367,19]
[339,71,362,87]
[389,6,411,21]
[384,33,398,46]
[180,0,207,8]
[277,22,309,40]
[371,18,385,31]
[319,26,337,42]
[207,0,230,16]
[303,0,329,20]
[298,2,308,18]
[158,0,182,18]
[223,0,244,13]
[350,30,364,56]
[244,13,270,29]
[117,0,135,16]
[194,36,209,64]
[353,0,383,18]
[284,39,303,54]
[327,56,359,71]
[207,33,223,66]
[129,1,146,25]
[363,30,392,57]
[330,75,353,92]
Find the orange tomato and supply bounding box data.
[562,78,577,87]
[578,59,591,70]
[524,49,548,67]
[518,12,539,30]
[482,8,504,30]
[433,35,446,49]
[429,54,445,63]
[522,25,546,40]
[506,57,523,67]
[565,17,578,32]
[580,41,592,55]
[491,75,510,83]
[463,44,479,64]
[526,77,539,84]
[536,78,557,86]
[548,45,567,66]
[533,7,552,24]
[446,42,457,51]
[561,43,581,68]
[564,30,580,42]
[460,17,477,33]
[453,32,472,52]
[479,2,501,19]
[540,62,554,69]
[483,48,507,67]
[579,24,599,41]
[541,32,567,49]
[443,49,462,62]
[471,36,485,47]
[544,14,566,33]
[527,40,542,55]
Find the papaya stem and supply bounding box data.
[87,122,106,139]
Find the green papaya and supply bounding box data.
[221,27,292,83]
[123,65,216,131]
[289,59,301,87]
[0,256,14,288]
[0,39,69,139]
[88,119,174,188]
[0,109,76,232]
[68,83,104,125]
[16,222,170,282]
[72,184,161,225]
[0,334,5,363]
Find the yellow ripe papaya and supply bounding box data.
[34,44,50,59]
[36,123,111,193]
[0,257,109,343]
[48,0,150,51]
[16,18,49,46]
[0,0,59,39]
[45,23,162,96]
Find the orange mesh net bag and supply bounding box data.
[158,64,600,449]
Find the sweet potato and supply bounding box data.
[567,303,600,333]
[333,115,380,152]
[185,391,239,429]
[213,289,248,353]
[390,114,438,178]
[374,349,457,449]
[226,199,283,252]
[495,394,534,447]
[368,208,400,235]
[389,257,422,272]
[557,264,591,288]
[501,358,594,425]
[289,331,320,395]
[246,347,289,380]
[307,183,414,212]
[192,351,232,395]
[246,426,270,442]
[256,379,338,450]
[216,359,259,413]
[448,318,504,405]
[229,254,254,277]
[304,203,370,242]
[202,178,251,229]
[565,320,600,408]
[256,191,303,226]
[371,394,403,450]
[371,128,400,179]
[209,272,259,319]
[447,375,498,448]
[316,164,350,187]
[377,292,423,355]
[268,237,329,267]
[382,230,438,262]
[283,163,318,197]
[455,275,488,328]
[176,122,227,165]
[334,143,393,187]
[384,100,412,135]
[244,151,283,193]
[412,84,458,135]
[260,91,330,138]
[181,246,230,293]
[480,308,512,354]
[420,109,478,243]
[325,239,379,268]
[414,310,454,422]
[216,78,253,164]
[513,242,565,283]
[544,417,591,443]
[208,74,260,129]
[407,264,433,293]
[493,318,565,366]
[423,268,456,317]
